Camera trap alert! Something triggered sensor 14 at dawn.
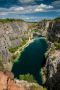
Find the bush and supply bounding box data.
[19,74,37,83]
[54,17,60,21]
[54,42,60,50]
[9,46,19,53]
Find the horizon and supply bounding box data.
[0,0,60,22]
[0,16,58,23]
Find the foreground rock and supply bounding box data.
[0,71,43,90]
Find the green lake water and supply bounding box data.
[12,37,48,85]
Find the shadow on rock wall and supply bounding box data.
[46,63,60,90]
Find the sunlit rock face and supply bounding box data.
[0,20,29,71]
[12,37,48,85]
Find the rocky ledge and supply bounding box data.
[0,71,43,90]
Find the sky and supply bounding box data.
[0,0,60,22]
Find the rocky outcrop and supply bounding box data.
[46,50,60,90]
[47,19,60,42]
[0,71,43,90]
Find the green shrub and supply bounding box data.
[54,17,60,21]
[12,55,17,60]
[54,42,60,50]
[9,46,19,53]
[19,74,37,83]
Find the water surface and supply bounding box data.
[12,37,48,85]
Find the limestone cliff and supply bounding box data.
[0,20,30,71]
[40,17,60,90]
[46,50,60,90]
[29,20,50,37]
[47,18,60,42]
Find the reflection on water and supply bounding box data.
[12,37,48,85]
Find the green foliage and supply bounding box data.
[21,39,27,46]
[0,18,15,23]
[12,55,17,61]
[42,19,51,22]
[9,46,19,53]
[54,42,60,50]
[31,29,38,33]
[54,17,60,21]
[19,74,37,83]
[0,18,24,23]
[43,88,47,90]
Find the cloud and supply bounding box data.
[0,12,8,15]
[52,0,60,8]
[0,3,54,16]
[35,4,53,12]
[10,6,24,11]
[0,1,59,21]
[15,7,24,11]
[19,0,35,4]
[35,8,44,12]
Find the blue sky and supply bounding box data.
[0,0,60,22]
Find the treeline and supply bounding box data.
[0,18,24,23]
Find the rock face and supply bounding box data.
[47,19,60,42]
[46,50,60,90]
[30,20,50,37]
[0,71,43,90]
[0,20,32,71]
[46,50,60,78]
[0,20,29,59]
